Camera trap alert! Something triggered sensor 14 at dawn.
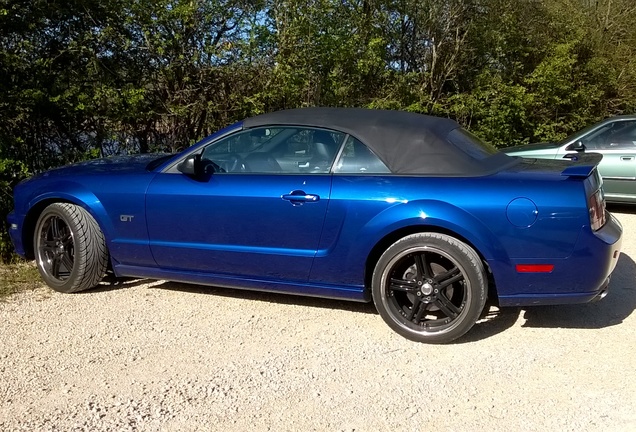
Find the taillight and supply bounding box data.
[588,188,606,231]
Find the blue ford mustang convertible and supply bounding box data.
[8,108,623,343]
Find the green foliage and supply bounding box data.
[1,0,636,262]
[525,41,606,142]
[445,73,534,148]
[0,159,29,262]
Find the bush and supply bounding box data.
[0,159,29,263]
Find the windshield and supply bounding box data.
[557,122,604,145]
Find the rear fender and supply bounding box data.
[358,199,509,266]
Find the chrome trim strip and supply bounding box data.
[603,176,636,181]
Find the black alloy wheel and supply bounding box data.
[372,233,487,343]
[34,203,109,293]
[37,213,75,283]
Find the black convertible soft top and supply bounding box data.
[243,107,514,175]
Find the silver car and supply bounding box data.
[504,115,636,203]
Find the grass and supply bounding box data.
[0,261,42,298]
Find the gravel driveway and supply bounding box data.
[1,209,635,431]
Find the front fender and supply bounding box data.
[22,181,116,254]
[19,170,157,268]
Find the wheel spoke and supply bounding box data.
[50,256,62,278]
[61,253,74,273]
[435,267,464,289]
[61,232,73,247]
[434,292,461,319]
[389,278,419,293]
[414,301,427,322]
[414,253,432,279]
[406,297,422,321]
[41,240,56,254]
[51,217,61,240]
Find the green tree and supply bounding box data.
[2,0,636,262]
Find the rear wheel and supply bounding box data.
[34,203,108,293]
[372,233,487,343]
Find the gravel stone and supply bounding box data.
[1,210,635,431]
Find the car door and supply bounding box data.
[595,148,636,200]
[145,126,344,282]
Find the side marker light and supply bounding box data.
[516,264,554,273]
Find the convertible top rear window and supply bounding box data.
[447,128,498,160]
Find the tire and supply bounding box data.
[33,203,109,293]
[372,233,487,343]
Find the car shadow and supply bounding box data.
[154,280,522,342]
[98,252,635,341]
[520,252,636,329]
[84,275,156,293]
[607,203,636,214]
[457,305,521,343]
[151,281,379,315]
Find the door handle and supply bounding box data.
[563,153,579,160]
[281,190,320,205]
[621,156,634,161]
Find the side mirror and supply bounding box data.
[177,155,198,175]
[566,141,586,152]
[177,154,216,179]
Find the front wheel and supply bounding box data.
[372,233,487,343]
[34,203,109,293]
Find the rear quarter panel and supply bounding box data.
[311,172,589,295]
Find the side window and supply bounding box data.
[603,121,636,148]
[581,121,636,150]
[334,136,391,174]
[199,127,344,174]
[202,128,283,157]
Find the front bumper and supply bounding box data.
[7,210,27,257]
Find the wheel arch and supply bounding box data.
[361,203,507,304]
[21,186,113,259]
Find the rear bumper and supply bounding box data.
[497,276,612,306]
[589,278,610,302]
[493,212,622,307]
